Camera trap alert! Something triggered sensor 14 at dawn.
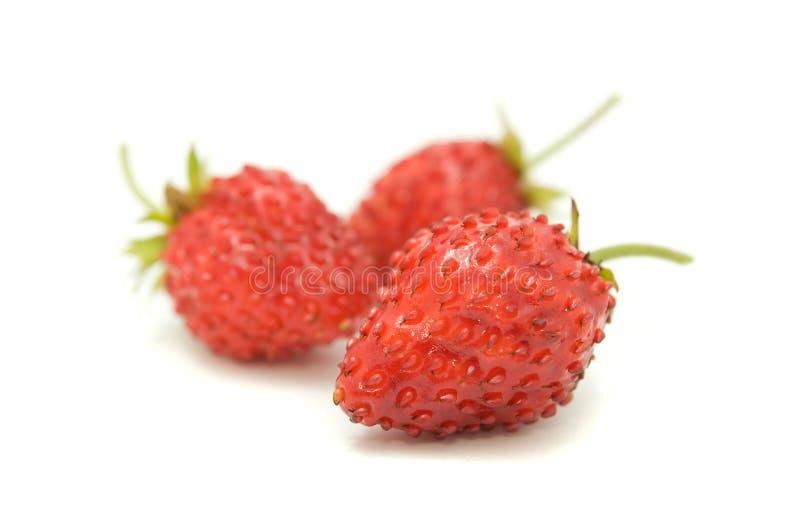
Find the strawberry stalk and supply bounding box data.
[527,94,620,167]
[500,95,621,208]
[568,199,692,290]
[588,244,693,265]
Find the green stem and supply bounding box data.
[527,94,621,167]
[589,243,693,264]
[119,144,163,215]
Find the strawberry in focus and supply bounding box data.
[349,96,619,265]
[123,147,375,361]
[333,204,690,437]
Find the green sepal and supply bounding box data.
[152,270,167,291]
[139,211,175,225]
[569,198,580,248]
[497,106,525,174]
[187,146,209,198]
[523,185,564,209]
[127,234,167,272]
[598,266,619,291]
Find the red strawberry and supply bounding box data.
[349,96,619,264]
[333,203,690,437]
[123,147,375,361]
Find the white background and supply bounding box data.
[1,1,798,530]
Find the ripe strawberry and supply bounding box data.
[123,147,375,361]
[349,96,619,265]
[333,203,690,437]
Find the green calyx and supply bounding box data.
[498,95,621,210]
[568,198,693,291]
[121,144,209,279]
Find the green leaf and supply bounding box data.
[497,106,525,173]
[127,235,167,271]
[187,146,208,197]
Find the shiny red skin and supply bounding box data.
[349,141,526,265]
[163,166,374,361]
[334,209,615,437]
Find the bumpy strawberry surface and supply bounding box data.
[163,166,374,361]
[349,141,526,265]
[334,209,615,437]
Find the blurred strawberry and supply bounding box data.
[349,96,619,264]
[123,147,374,361]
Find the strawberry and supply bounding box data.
[333,203,690,437]
[349,96,619,265]
[123,147,375,361]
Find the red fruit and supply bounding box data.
[334,204,690,437]
[350,141,526,265]
[349,96,619,265]
[123,147,374,361]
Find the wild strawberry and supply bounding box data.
[333,203,690,437]
[123,147,374,361]
[349,96,619,264]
